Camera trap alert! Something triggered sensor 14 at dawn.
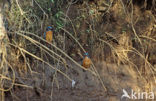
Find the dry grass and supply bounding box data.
[0,0,155,100]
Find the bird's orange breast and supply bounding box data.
[82,57,91,69]
[46,31,53,43]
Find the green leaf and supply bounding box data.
[51,0,54,3]
[89,10,94,15]
[48,8,51,11]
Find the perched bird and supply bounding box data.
[82,52,91,69]
[44,26,53,43]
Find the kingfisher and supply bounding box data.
[44,26,53,43]
[82,52,91,69]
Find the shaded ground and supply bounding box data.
[5,61,156,101]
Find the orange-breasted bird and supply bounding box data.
[82,52,91,69]
[44,26,53,43]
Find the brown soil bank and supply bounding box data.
[5,61,156,101]
[0,0,155,101]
